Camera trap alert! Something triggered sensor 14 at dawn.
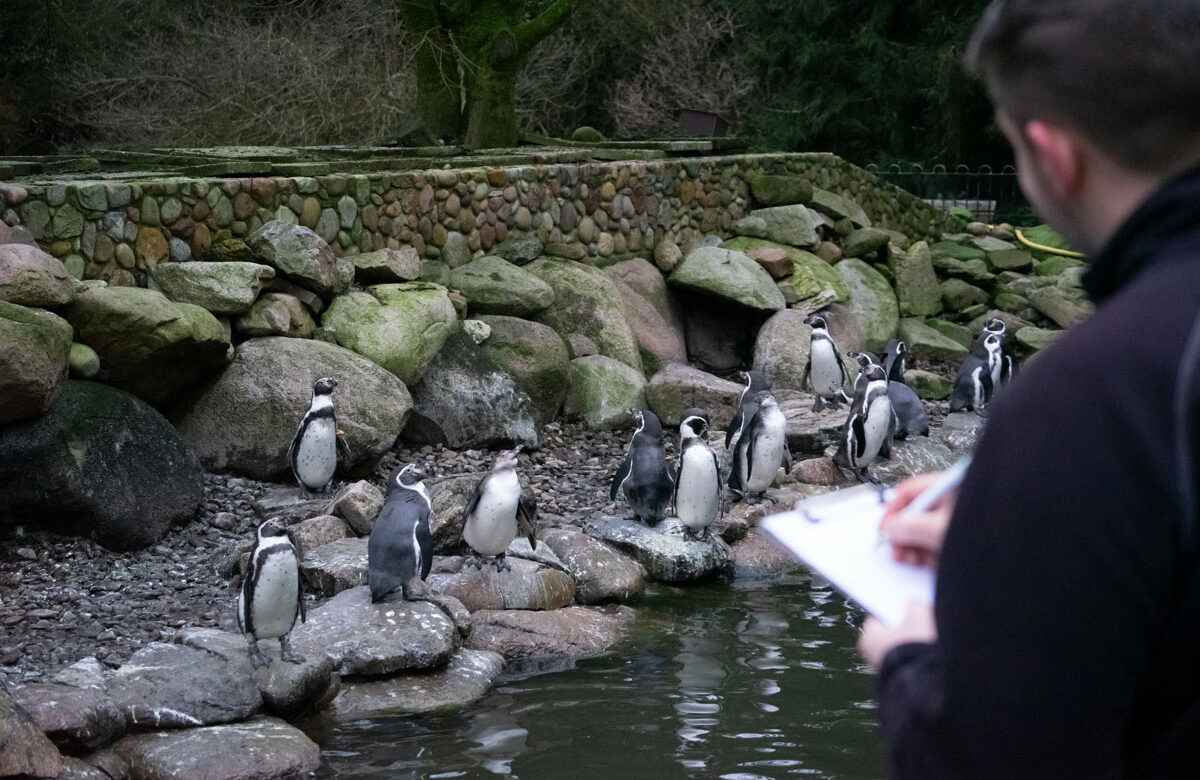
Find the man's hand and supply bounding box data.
[880,471,956,569]
[858,601,937,670]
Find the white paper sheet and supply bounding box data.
[760,484,935,627]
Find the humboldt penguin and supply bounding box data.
[802,313,851,411]
[674,415,722,542]
[848,351,881,395]
[238,517,305,668]
[949,332,1002,412]
[883,339,909,384]
[288,377,350,498]
[461,447,537,571]
[839,364,893,483]
[729,391,791,501]
[878,341,928,439]
[980,317,1017,387]
[724,370,770,449]
[611,410,674,526]
[368,463,433,601]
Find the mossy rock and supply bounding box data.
[449,255,554,317]
[527,258,643,372]
[904,369,951,400]
[1033,256,1085,277]
[748,174,813,207]
[929,240,986,263]
[834,258,899,353]
[564,355,647,430]
[475,314,571,426]
[1019,224,1082,262]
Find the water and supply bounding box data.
[312,571,885,779]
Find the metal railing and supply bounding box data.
[866,162,1032,225]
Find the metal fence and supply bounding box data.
[865,163,1032,226]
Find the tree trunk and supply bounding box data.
[399,0,466,142]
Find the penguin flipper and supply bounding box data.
[850,414,867,461]
[611,453,632,501]
[461,475,485,527]
[296,563,306,623]
[240,548,258,637]
[724,407,743,449]
[286,420,305,480]
[517,492,538,549]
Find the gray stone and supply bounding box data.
[0,685,63,778]
[940,278,990,311]
[897,318,970,363]
[1031,285,1093,328]
[564,355,647,430]
[233,292,317,338]
[810,188,872,227]
[108,642,261,728]
[527,258,643,371]
[337,195,357,229]
[924,318,973,349]
[247,221,346,297]
[754,309,822,392]
[441,231,472,268]
[0,300,72,425]
[732,216,769,237]
[175,337,411,480]
[587,516,734,583]
[428,555,575,611]
[427,474,485,549]
[905,368,952,400]
[300,537,368,597]
[450,255,555,316]
[169,236,192,262]
[645,363,741,428]
[19,199,51,240]
[149,260,275,315]
[53,203,85,239]
[608,275,686,376]
[69,342,101,378]
[891,241,942,317]
[0,243,75,307]
[986,247,1034,272]
[288,514,350,558]
[489,234,543,265]
[842,227,891,258]
[932,253,996,286]
[780,397,848,456]
[351,247,422,283]
[749,174,813,207]
[316,208,339,242]
[834,258,900,353]
[934,411,987,453]
[327,480,385,536]
[9,683,124,755]
[748,204,822,248]
[475,315,571,426]
[113,717,320,780]
[1016,325,1065,352]
[866,437,957,484]
[467,606,635,659]
[668,246,787,312]
[540,527,646,603]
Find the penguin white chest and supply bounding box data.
[676,447,720,531]
[464,471,521,556]
[296,417,337,489]
[810,339,843,396]
[745,410,787,492]
[852,387,892,468]
[240,547,299,639]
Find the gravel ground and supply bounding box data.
[0,421,636,686]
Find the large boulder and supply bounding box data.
[644,363,742,428]
[0,381,203,550]
[748,204,822,248]
[1031,284,1093,328]
[607,276,686,375]
[108,642,261,727]
[149,260,275,315]
[897,318,970,363]
[175,337,411,480]
[604,256,685,333]
[724,237,848,316]
[0,300,72,424]
[449,255,555,316]
[428,556,576,611]
[668,246,787,312]
[526,258,642,371]
[890,241,942,317]
[563,355,647,430]
[321,284,458,385]
[9,683,125,755]
[810,188,872,228]
[246,221,349,297]
[748,174,813,206]
[587,516,734,583]
[0,685,63,778]
[350,246,421,283]
[300,537,368,597]
[114,717,320,780]
[753,309,817,391]
[233,292,317,338]
[466,606,635,659]
[0,243,74,307]
[405,329,540,449]
[539,527,647,604]
[834,258,899,353]
[63,286,230,409]
[475,315,570,426]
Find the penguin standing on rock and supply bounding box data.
[838,364,893,483]
[802,313,851,411]
[980,317,1018,387]
[238,517,305,668]
[883,339,909,384]
[611,410,674,526]
[729,391,791,502]
[674,415,722,542]
[369,463,433,602]
[949,332,1003,412]
[461,447,537,572]
[875,342,929,439]
[724,370,770,449]
[288,377,350,498]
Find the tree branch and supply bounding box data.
[512,0,580,58]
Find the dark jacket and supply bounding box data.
[878,162,1200,779]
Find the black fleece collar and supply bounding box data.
[1083,159,1200,304]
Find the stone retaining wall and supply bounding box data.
[0,153,958,287]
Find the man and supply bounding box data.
[857,1,1200,778]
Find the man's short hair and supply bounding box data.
[967,0,1200,175]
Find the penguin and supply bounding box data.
[288,377,350,498]
[980,317,1018,387]
[368,463,434,602]
[238,517,305,668]
[611,410,675,526]
[681,407,711,442]
[883,339,909,384]
[875,341,929,439]
[949,332,1002,412]
[674,414,722,542]
[728,390,792,501]
[461,446,537,572]
[848,351,881,395]
[839,364,893,483]
[724,370,770,449]
[802,313,851,411]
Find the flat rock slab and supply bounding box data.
[427,556,576,611]
[731,527,804,578]
[10,682,125,754]
[780,398,847,457]
[108,643,261,729]
[290,586,458,678]
[867,437,956,484]
[539,527,646,604]
[466,605,636,660]
[300,536,368,597]
[0,684,63,778]
[114,716,320,780]
[318,649,504,722]
[586,516,734,583]
[934,411,987,453]
[253,485,334,526]
[174,628,336,718]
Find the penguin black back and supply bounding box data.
[369,463,433,602]
[611,410,674,526]
[884,340,909,384]
[725,370,770,449]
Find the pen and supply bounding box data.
[876,457,972,547]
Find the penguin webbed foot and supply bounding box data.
[854,468,880,485]
[811,397,825,412]
[493,553,511,573]
[279,635,305,665]
[467,553,486,570]
[402,577,429,600]
[246,637,270,669]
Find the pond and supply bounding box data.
[311,569,885,780]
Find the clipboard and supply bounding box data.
[760,484,935,627]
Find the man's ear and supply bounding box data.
[1024,120,1085,198]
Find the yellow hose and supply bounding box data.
[1015,227,1086,259]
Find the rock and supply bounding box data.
[934,411,987,453]
[940,278,990,312]
[63,286,230,409]
[206,237,256,263]
[930,239,986,262]
[288,514,350,558]
[732,216,769,238]
[791,456,845,486]
[174,628,336,719]
[931,253,996,286]
[474,315,570,426]
[149,260,275,315]
[420,259,451,285]
[68,342,101,379]
[10,683,125,755]
[405,329,540,449]
[539,528,646,603]
[563,355,647,430]
[607,276,686,375]
[904,369,952,400]
[0,685,63,778]
[108,642,261,728]
[290,586,459,677]
[1016,325,1065,352]
[897,318,970,363]
[321,283,458,385]
[526,257,642,371]
[653,239,683,273]
[351,247,422,283]
[300,537,368,596]
[1033,256,1085,276]
[923,318,973,349]
[749,174,813,206]
[966,309,1035,338]
[890,241,942,317]
[780,398,847,456]
[668,246,786,312]
[986,247,1034,272]
[724,238,848,311]
[463,318,491,344]
[1031,285,1093,328]
[427,556,575,611]
[0,381,202,550]
[644,363,741,428]
[175,337,411,480]
[327,480,385,535]
[246,221,347,297]
[587,516,734,583]
[467,605,635,659]
[748,204,822,248]
[233,292,317,338]
[0,243,75,307]
[113,717,320,780]
[732,527,803,577]
[449,255,554,316]
[317,649,503,721]
[842,227,891,259]
[0,300,72,424]
[489,234,543,266]
[754,309,823,391]
[427,475,483,549]
[809,188,872,227]
[834,258,899,353]
[865,437,957,484]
